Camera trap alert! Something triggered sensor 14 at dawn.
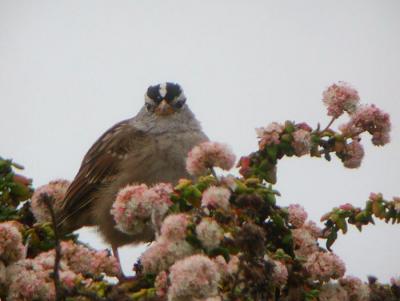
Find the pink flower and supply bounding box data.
[340,104,391,146]
[369,192,382,202]
[339,203,354,211]
[160,213,190,241]
[111,183,173,235]
[302,221,322,238]
[196,218,224,250]
[292,129,311,156]
[213,255,239,279]
[149,183,174,231]
[168,255,220,301]
[342,139,365,168]
[256,122,284,149]
[186,141,236,176]
[271,260,288,286]
[339,276,370,300]
[201,186,231,211]
[322,82,360,118]
[155,271,168,298]
[7,269,55,301]
[6,257,57,301]
[296,122,313,132]
[292,228,319,257]
[288,204,308,228]
[31,179,70,223]
[319,283,349,301]
[304,251,346,281]
[0,222,25,264]
[140,240,194,274]
[60,270,78,290]
[61,241,120,276]
[6,241,116,300]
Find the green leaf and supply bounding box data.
[10,182,30,197]
[284,121,295,133]
[208,247,230,262]
[336,217,348,234]
[186,233,202,249]
[305,289,319,301]
[265,193,276,206]
[266,145,278,161]
[281,233,293,247]
[272,214,285,229]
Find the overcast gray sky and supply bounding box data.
[1,0,399,281]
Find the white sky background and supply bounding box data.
[1,1,399,281]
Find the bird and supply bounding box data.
[58,82,208,262]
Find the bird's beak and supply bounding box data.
[155,99,174,116]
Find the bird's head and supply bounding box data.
[144,82,187,117]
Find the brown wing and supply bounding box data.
[58,119,145,228]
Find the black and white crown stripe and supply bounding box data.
[145,82,185,104]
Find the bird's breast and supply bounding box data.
[120,130,207,186]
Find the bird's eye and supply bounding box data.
[174,99,186,109]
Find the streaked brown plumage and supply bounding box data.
[59,83,208,251]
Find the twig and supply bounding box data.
[320,117,336,133]
[42,193,63,301]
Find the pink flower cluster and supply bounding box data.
[195,218,224,250]
[168,254,220,301]
[213,255,239,279]
[292,128,312,156]
[5,240,119,300]
[302,220,323,238]
[31,179,70,223]
[140,213,194,274]
[339,275,370,300]
[201,186,231,211]
[339,203,355,211]
[318,283,349,301]
[140,239,194,274]
[286,206,346,288]
[155,270,168,297]
[288,204,308,228]
[340,104,391,146]
[341,139,365,168]
[313,276,370,301]
[160,213,190,241]
[6,258,59,301]
[292,228,319,257]
[271,260,288,286]
[111,183,173,235]
[186,141,236,176]
[256,122,284,149]
[322,82,360,118]
[0,222,25,264]
[60,240,120,276]
[304,251,346,281]
[288,205,322,257]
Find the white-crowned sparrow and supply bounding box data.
[59,83,208,253]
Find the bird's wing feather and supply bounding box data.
[58,119,146,227]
